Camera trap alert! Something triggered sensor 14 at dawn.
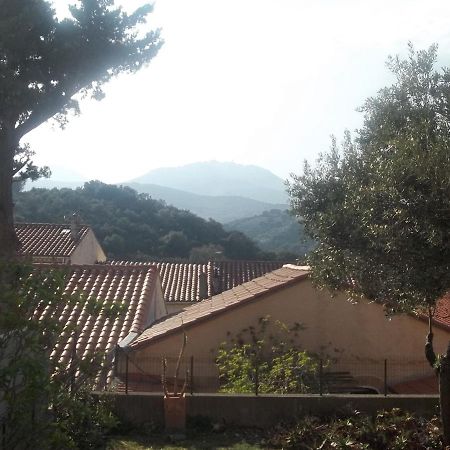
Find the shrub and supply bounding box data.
[216,316,320,394]
[269,409,442,449]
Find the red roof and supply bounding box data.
[33,264,160,389]
[110,260,284,303]
[130,265,309,348]
[16,223,89,257]
[431,292,450,330]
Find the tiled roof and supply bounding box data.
[33,264,159,389]
[413,292,450,332]
[130,265,309,348]
[212,260,284,292]
[16,223,89,257]
[110,260,284,303]
[431,292,450,330]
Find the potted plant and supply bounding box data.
[162,332,188,434]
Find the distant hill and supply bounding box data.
[130,161,289,204]
[124,182,287,223]
[225,209,315,257]
[14,181,276,261]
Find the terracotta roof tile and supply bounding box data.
[16,223,89,258]
[109,260,284,303]
[130,265,309,348]
[32,264,159,389]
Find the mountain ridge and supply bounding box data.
[129,161,289,204]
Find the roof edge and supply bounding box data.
[130,269,310,350]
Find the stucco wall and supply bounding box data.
[106,392,439,429]
[70,229,107,265]
[124,280,449,388]
[166,303,190,315]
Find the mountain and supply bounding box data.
[124,182,287,223]
[130,161,289,204]
[225,209,315,257]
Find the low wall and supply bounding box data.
[101,392,440,428]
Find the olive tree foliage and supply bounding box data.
[288,44,450,442]
[0,0,162,258]
[288,44,450,316]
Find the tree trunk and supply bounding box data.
[425,329,450,446]
[0,131,19,261]
[441,346,450,447]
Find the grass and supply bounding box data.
[107,429,267,450]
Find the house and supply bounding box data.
[116,264,448,393]
[33,263,167,389]
[16,221,106,265]
[110,260,284,313]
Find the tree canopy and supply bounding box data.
[288,44,450,314]
[14,181,275,261]
[0,0,162,258]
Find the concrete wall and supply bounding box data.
[124,280,449,387]
[105,392,439,428]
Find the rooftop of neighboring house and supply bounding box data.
[33,263,163,389]
[430,292,450,331]
[130,264,309,348]
[16,222,90,257]
[109,260,285,303]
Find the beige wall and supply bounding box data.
[70,230,107,265]
[147,280,168,326]
[166,303,190,315]
[125,279,449,388]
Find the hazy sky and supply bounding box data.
[26,0,450,183]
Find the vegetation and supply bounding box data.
[225,208,315,258]
[0,0,161,259]
[269,409,442,449]
[216,316,319,394]
[14,181,278,261]
[288,44,450,441]
[0,263,118,449]
[106,409,443,449]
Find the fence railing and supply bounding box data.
[113,349,436,396]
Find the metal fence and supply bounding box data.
[114,350,436,396]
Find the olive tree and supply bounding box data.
[288,44,450,441]
[0,0,162,259]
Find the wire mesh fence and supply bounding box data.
[113,349,437,396]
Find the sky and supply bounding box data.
[26,0,450,183]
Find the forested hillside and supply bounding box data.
[225,209,315,258]
[14,181,283,261]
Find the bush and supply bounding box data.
[269,409,442,449]
[216,316,320,394]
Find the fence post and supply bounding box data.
[384,359,388,396]
[125,352,129,395]
[319,359,323,396]
[190,356,194,395]
[255,364,259,396]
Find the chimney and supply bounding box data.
[70,213,81,240]
[198,271,208,300]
